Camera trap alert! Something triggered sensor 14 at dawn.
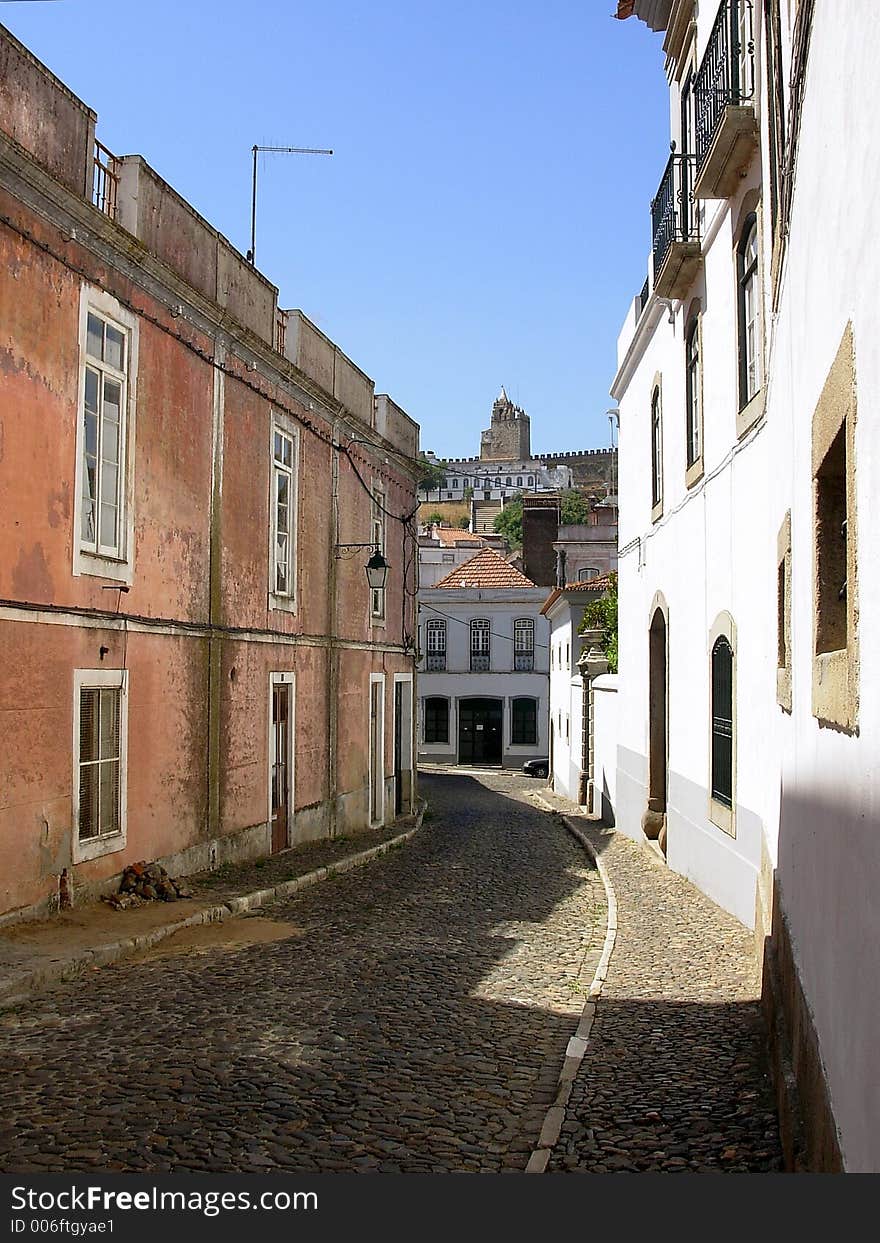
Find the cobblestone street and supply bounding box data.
[0,769,782,1174]
[0,771,604,1174]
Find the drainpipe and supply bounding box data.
[207,342,225,843]
[327,419,340,838]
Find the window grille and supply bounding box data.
[470,619,490,672]
[426,618,447,671]
[514,618,535,671]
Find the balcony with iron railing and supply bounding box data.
[92,139,120,220]
[693,0,759,199]
[650,151,701,300]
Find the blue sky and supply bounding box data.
[2,0,668,458]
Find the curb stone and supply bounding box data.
[525,796,618,1175]
[0,802,426,1013]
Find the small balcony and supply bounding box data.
[693,0,759,199]
[92,140,120,220]
[651,152,701,300]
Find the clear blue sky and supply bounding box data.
[2,0,668,458]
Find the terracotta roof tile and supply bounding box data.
[433,527,486,546]
[433,546,537,590]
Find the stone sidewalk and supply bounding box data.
[530,786,782,1173]
[0,812,423,1012]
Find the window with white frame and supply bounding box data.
[424,697,449,744]
[371,486,386,620]
[426,617,447,671]
[271,423,297,601]
[470,618,490,672]
[578,567,600,582]
[514,618,535,671]
[74,669,127,861]
[80,308,129,560]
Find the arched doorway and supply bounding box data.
[643,605,668,855]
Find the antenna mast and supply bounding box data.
[248,145,333,265]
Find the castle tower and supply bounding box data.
[479,387,531,461]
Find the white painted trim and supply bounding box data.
[267,671,296,847]
[72,284,138,585]
[392,672,414,815]
[369,673,386,825]
[72,667,128,864]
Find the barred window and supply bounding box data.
[424,697,449,744]
[711,636,734,807]
[513,618,535,671]
[426,618,447,671]
[511,697,537,745]
[470,618,490,672]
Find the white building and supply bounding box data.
[613,0,880,1171]
[418,526,507,588]
[417,547,549,768]
[543,577,618,813]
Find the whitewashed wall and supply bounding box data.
[591,674,618,824]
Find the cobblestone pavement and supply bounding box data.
[538,793,783,1173]
[0,771,605,1174]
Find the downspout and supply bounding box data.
[207,341,225,849]
[327,419,340,838]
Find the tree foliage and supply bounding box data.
[417,456,447,491]
[578,571,618,673]
[492,489,593,551]
[492,497,523,548]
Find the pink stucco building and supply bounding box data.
[0,26,420,921]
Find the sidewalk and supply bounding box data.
[527,785,782,1173]
[0,806,424,1013]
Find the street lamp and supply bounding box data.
[365,547,389,591]
[335,542,390,591]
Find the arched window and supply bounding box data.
[651,386,663,512]
[737,215,761,407]
[424,697,449,744]
[578,567,600,581]
[685,315,701,469]
[711,635,734,810]
[470,618,491,672]
[513,618,535,671]
[512,698,537,745]
[425,618,447,671]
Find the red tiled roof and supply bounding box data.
[433,546,537,590]
[540,574,615,615]
[433,527,486,546]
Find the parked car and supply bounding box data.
[521,758,549,779]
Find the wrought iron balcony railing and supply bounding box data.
[637,275,650,317]
[694,0,755,172]
[651,152,698,283]
[92,140,120,220]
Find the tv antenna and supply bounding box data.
[247,144,333,266]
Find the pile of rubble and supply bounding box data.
[103,861,193,910]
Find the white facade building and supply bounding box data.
[417,548,549,768]
[543,579,617,812]
[614,0,880,1171]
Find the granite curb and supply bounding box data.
[525,795,618,1174]
[0,802,426,1013]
